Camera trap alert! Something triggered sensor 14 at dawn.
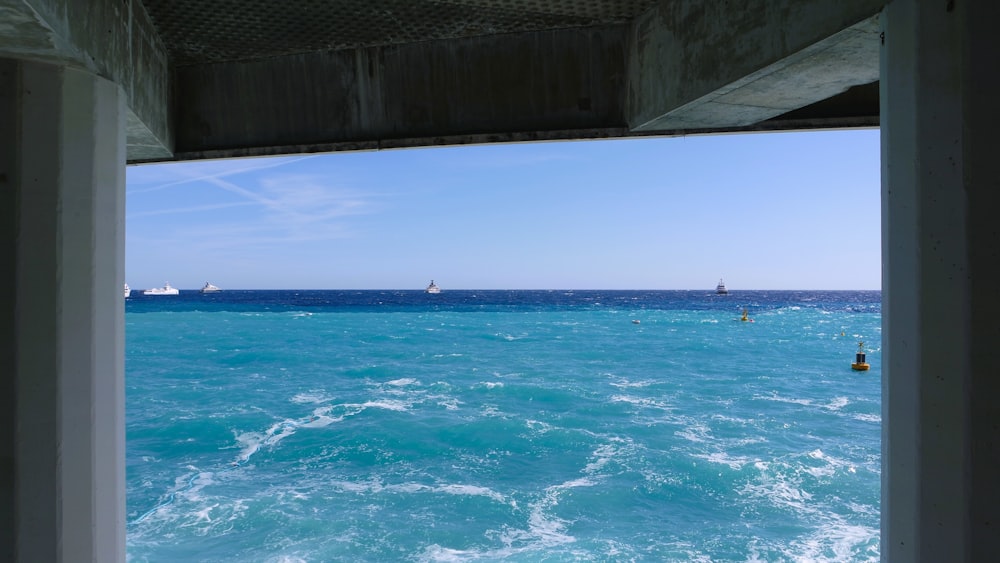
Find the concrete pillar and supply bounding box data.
[880,0,1000,561]
[0,59,126,562]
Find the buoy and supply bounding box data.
[851,341,870,371]
[740,308,753,322]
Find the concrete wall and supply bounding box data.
[172,26,629,160]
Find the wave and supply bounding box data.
[290,391,330,404]
[130,393,420,529]
[385,377,419,386]
[824,396,850,410]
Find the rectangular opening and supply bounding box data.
[124,131,881,560]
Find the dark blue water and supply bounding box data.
[126,289,880,313]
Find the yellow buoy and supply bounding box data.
[851,341,870,371]
[740,308,752,322]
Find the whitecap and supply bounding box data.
[361,399,410,411]
[290,391,330,404]
[801,448,853,478]
[433,484,509,504]
[740,475,813,512]
[437,398,461,410]
[583,441,626,474]
[187,504,216,525]
[480,405,504,418]
[497,332,528,341]
[234,432,265,463]
[756,393,813,406]
[853,413,881,423]
[386,377,419,386]
[525,419,554,433]
[824,396,849,410]
[782,518,880,562]
[498,478,589,551]
[610,394,669,409]
[302,406,338,427]
[675,422,712,443]
[608,378,654,389]
[694,451,754,471]
[233,418,301,465]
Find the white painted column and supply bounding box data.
[0,59,126,562]
[880,1,1000,561]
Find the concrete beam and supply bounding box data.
[628,0,884,131]
[168,26,629,162]
[159,21,878,164]
[0,0,173,160]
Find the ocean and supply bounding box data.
[125,290,882,562]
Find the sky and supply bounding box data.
[125,128,881,291]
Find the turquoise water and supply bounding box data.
[125,290,881,562]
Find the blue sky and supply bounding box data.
[125,129,881,290]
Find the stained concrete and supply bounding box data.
[0,0,884,164]
[1,58,126,563]
[0,0,172,160]
[172,26,629,160]
[881,0,1000,559]
[627,0,885,131]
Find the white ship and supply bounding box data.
[200,282,221,293]
[124,283,131,298]
[716,278,729,295]
[425,280,441,294]
[143,282,179,296]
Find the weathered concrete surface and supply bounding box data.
[628,0,885,131]
[161,21,878,164]
[0,59,15,563]
[0,0,883,163]
[0,59,126,563]
[0,0,173,160]
[171,26,629,161]
[881,0,1000,560]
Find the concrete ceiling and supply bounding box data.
[0,0,884,163]
[142,0,661,65]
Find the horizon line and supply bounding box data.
[127,287,882,292]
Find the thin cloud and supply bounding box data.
[127,201,257,219]
[197,173,376,226]
[128,155,317,194]
[131,220,357,256]
[258,175,374,223]
[129,171,381,254]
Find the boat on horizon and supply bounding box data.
[425,280,441,294]
[716,278,729,294]
[143,282,179,296]
[200,282,221,293]
[124,283,131,299]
